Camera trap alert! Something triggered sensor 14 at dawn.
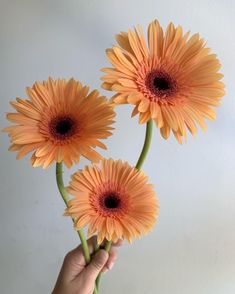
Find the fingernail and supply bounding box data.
[107,262,114,270]
[102,267,108,273]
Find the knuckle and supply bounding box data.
[64,250,74,263]
[109,254,117,263]
[92,259,103,271]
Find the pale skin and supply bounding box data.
[52,236,122,294]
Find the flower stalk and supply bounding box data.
[95,119,153,293]
[135,119,153,170]
[56,162,91,264]
[96,240,112,292]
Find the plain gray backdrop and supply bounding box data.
[0,0,235,293]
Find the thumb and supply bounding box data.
[81,250,109,283]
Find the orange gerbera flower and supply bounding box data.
[65,158,159,244]
[4,78,115,168]
[101,20,225,143]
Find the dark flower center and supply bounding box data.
[56,119,73,135]
[104,194,120,209]
[145,70,177,97]
[153,77,170,91]
[49,116,76,140]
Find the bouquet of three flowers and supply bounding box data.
[4,20,224,293]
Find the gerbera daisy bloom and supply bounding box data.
[101,20,225,143]
[65,158,158,244]
[4,78,115,168]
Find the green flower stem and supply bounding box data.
[104,240,112,252]
[135,119,153,170]
[56,162,91,264]
[95,119,153,293]
[93,286,98,294]
[96,240,112,292]
[94,237,100,253]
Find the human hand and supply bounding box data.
[52,236,122,294]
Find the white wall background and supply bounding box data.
[0,0,235,293]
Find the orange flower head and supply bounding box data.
[4,78,115,168]
[65,158,159,244]
[101,20,225,143]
